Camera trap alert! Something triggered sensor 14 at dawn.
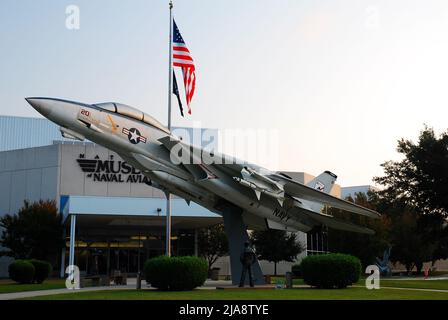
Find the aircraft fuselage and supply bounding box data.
[26,98,314,232]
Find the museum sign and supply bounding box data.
[76,154,151,184]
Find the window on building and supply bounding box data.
[306,226,329,255]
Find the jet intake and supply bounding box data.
[77,119,103,133]
[60,127,85,141]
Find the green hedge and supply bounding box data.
[8,260,35,284]
[301,253,361,289]
[144,256,208,291]
[29,260,52,283]
[291,264,301,277]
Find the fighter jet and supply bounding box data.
[26,97,380,283]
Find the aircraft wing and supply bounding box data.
[157,136,261,179]
[293,207,376,235]
[271,173,380,219]
[157,136,262,172]
[158,136,380,220]
[158,136,252,166]
[243,206,374,235]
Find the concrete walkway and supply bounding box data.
[0,279,236,300]
[385,276,448,281]
[0,278,149,300]
[0,285,133,300]
[353,285,448,293]
[371,274,448,280]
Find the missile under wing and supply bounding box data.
[157,134,380,234]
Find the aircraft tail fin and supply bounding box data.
[306,171,338,212]
[306,171,337,194]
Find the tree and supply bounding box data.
[374,126,448,217]
[383,200,433,274]
[327,191,391,268]
[197,224,228,275]
[371,193,447,274]
[0,200,64,264]
[374,126,448,273]
[250,229,304,275]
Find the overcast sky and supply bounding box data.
[1,0,447,186]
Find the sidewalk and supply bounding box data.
[352,285,448,293]
[386,275,448,281]
[0,285,133,300]
[0,278,150,300]
[0,279,233,300]
[381,274,448,281]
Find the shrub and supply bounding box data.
[8,260,35,284]
[29,259,52,283]
[301,253,361,289]
[144,256,208,291]
[291,264,301,277]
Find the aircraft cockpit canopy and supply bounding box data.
[93,102,170,134]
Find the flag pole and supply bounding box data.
[168,0,173,131]
[166,0,173,257]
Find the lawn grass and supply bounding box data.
[270,277,448,291]
[370,279,448,291]
[3,277,448,300]
[0,279,66,294]
[24,287,448,300]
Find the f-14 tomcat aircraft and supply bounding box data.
[26,97,380,284]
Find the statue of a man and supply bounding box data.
[239,241,256,287]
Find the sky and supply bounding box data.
[1,0,448,187]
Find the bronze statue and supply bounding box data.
[239,241,256,287]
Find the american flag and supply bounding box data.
[172,19,195,115]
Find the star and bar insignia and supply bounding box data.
[122,127,147,144]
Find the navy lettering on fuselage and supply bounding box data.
[272,208,291,222]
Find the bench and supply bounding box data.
[112,271,127,285]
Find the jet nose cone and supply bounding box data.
[25,98,53,117]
